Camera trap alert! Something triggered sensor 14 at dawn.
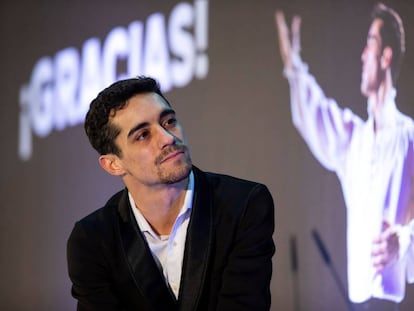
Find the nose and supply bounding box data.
[157,125,176,149]
[361,46,367,63]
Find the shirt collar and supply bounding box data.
[128,170,194,236]
[367,88,398,131]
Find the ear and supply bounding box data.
[381,46,393,70]
[98,154,126,176]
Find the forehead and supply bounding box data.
[368,18,383,40]
[113,92,170,121]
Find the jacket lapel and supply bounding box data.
[178,167,213,311]
[117,190,178,311]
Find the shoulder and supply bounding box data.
[394,110,414,141]
[70,189,126,238]
[193,166,274,207]
[192,167,275,240]
[206,170,258,186]
[194,165,264,189]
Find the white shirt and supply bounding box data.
[285,55,414,303]
[128,171,194,298]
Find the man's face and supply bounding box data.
[108,92,192,187]
[361,18,384,96]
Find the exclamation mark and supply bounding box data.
[195,0,209,79]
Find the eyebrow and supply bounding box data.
[126,108,176,138]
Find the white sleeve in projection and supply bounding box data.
[405,220,414,282]
[283,54,363,175]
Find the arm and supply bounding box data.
[371,220,414,279]
[67,221,125,311]
[405,161,414,282]
[371,220,400,272]
[275,11,362,173]
[216,184,275,311]
[406,219,414,282]
[372,165,414,277]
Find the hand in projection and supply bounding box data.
[274,11,301,67]
[371,221,399,273]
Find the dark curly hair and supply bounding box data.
[84,76,171,156]
[372,3,405,85]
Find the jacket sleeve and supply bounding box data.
[67,221,125,311]
[216,184,275,311]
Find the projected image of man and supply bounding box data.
[276,2,414,307]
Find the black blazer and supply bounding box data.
[67,166,275,311]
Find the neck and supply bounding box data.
[368,71,393,133]
[127,177,189,235]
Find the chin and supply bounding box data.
[159,161,192,184]
[360,84,369,97]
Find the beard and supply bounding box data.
[156,145,192,184]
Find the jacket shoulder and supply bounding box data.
[193,167,274,210]
[73,189,125,233]
[204,170,269,195]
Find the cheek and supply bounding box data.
[367,57,379,75]
[367,53,375,65]
[125,149,151,166]
[176,127,187,142]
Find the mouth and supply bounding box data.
[158,146,187,164]
[160,151,184,163]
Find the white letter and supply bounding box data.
[29,57,54,138]
[54,47,80,129]
[194,0,209,79]
[102,26,129,87]
[143,13,171,91]
[128,21,144,77]
[79,38,102,123]
[18,84,32,160]
[169,2,195,88]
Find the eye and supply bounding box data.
[163,116,177,128]
[136,130,150,141]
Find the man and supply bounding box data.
[67,76,275,310]
[276,2,414,307]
